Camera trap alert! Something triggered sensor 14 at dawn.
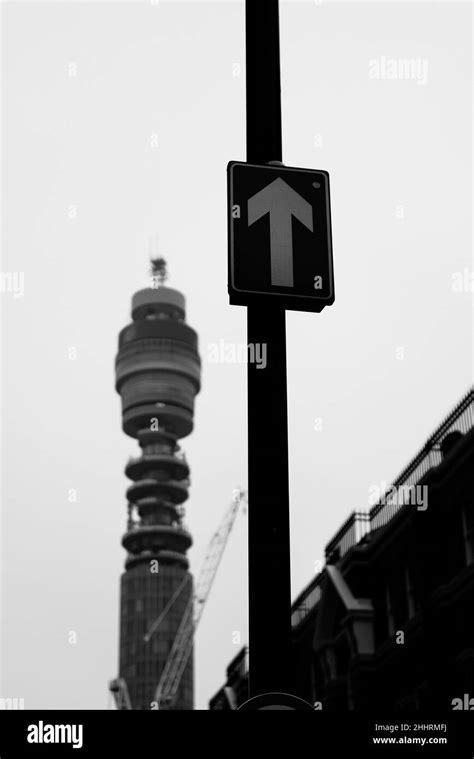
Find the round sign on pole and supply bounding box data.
[237,692,315,711]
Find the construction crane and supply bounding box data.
[109,677,132,711]
[109,487,246,710]
[149,487,247,710]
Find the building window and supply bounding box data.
[461,507,473,565]
[385,585,395,637]
[405,567,415,619]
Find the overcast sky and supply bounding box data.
[1,0,472,709]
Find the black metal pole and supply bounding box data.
[246,0,292,696]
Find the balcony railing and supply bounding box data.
[291,388,473,629]
[126,451,188,468]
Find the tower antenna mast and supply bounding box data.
[150,256,168,287]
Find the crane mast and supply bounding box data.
[153,488,246,709]
[109,677,132,711]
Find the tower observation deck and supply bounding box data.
[114,282,201,709]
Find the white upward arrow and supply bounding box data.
[247,177,313,287]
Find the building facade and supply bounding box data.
[112,284,201,710]
[210,389,474,711]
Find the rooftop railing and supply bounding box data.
[325,388,473,560]
[291,388,474,629]
[291,571,325,629]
